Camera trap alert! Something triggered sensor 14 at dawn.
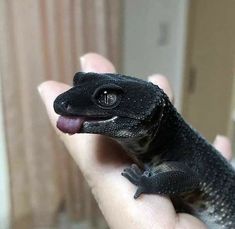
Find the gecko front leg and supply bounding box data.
[122,162,199,199]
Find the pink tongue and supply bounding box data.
[56,116,85,134]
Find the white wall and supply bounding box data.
[0,75,10,229]
[123,0,189,109]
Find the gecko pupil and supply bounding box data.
[98,90,118,107]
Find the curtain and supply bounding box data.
[0,0,122,228]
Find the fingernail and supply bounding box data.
[148,76,156,81]
[80,55,95,72]
[37,84,43,96]
[80,56,86,70]
[148,74,163,82]
[37,83,46,100]
[214,135,226,144]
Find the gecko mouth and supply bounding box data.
[56,115,114,135]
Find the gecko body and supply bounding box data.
[54,72,235,228]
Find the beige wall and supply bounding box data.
[228,74,235,151]
[182,0,235,141]
[123,0,189,110]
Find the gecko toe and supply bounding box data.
[123,164,142,178]
[134,187,144,199]
[121,171,140,186]
[131,164,142,175]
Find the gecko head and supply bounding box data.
[53,72,166,139]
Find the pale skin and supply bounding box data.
[38,53,232,229]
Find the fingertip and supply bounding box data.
[213,135,233,161]
[37,81,56,98]
[37,81,70,100]
[80,53,116,73]
[37,81,71,127]
[148,74,174,102]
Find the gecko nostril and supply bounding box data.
[61,101,72,111]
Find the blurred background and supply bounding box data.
[0,0,235,228]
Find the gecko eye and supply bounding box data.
[92,85,123,109]
[98,90,117,106]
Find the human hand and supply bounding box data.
[38,53,232,229]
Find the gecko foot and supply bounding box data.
[122,162,200,199]
[121,164,152,198]
[121,164,143,186]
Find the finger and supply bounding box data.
[213,135,233,161]
[80,52,116,73]
[148,74,174,103]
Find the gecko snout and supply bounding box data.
[54,99,73,115]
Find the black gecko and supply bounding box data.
[54,72,235,228]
